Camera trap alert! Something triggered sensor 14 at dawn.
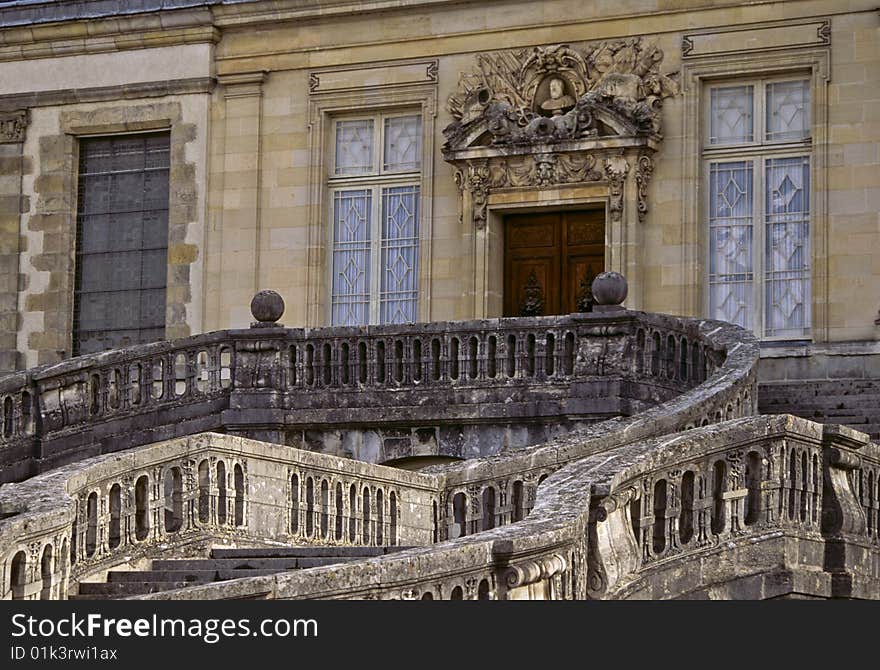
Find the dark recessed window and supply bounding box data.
[74,132,170,355]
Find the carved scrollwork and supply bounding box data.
[444,37,678,152]
[635,154,654,223]
[506,553,567,588]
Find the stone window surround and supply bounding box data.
[26,101,199,365]
[305,80,438,328]
[681,47,830,341]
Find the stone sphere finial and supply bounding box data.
[591,272,628,311]
[250,289,285,327]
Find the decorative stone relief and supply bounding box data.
[444,38,678,152]
[519,271,545,317]
[635,154,654,223]
[0,110,27,143]
[443,39,679,239]
[604,155,629,224]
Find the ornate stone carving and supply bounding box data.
[0,110,27,144]
[454,161,491,228]
[519,271,545,317]
[635,153,654,223]
[681,36,694,57]
[488,152,603,189]
[444,38,678,152]
[604,155,629,223]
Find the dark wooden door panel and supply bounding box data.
[504,209,604,317]
[564,253,603,313]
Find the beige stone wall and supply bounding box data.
[16,95,210,368]
[2,0,878,370]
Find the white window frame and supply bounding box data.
[327,111,422,326]
[702,75,813,341]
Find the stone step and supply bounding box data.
[763,396,880,410]
[107,568,282,583]
[78,581,198,596]
[151,556,362,570]
[209,546,409,559]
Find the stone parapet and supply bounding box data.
[0,310,755,483]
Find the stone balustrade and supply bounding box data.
[122,416,878,601]
[1,303,778,600]
[0,309,744,484]
[0,432,439,600]
[588,415,880,599]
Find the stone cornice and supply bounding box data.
[0,77,216,113]
[0,8,217,62]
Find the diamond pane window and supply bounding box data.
[335,119,374,175]
[765,157,810,338]
[74,133,170,355]
[704,77,812,340]
[331,190,372,326]
[383,115,422,172]
[766,80,810,142]
[709,161,754,332]
[380,186,420,324]
[329,112,422,326]
[709,85,753,145]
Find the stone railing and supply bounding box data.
[126,308,762,600]
[0,432,439,600]
[0,301,746,483]
[588,415,880,600]
[429,312,757,541]
[124,416,879,601]
[0,282,776,599]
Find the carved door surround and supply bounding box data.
[442,39,677,317]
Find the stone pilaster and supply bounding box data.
[0,110,28,372]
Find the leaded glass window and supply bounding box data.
[709,85,754,145]
[329,112,422,326]
[74,133,170,355]
[704,77,811,340]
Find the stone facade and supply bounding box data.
[0,0,878,601]
[0,0,875,369]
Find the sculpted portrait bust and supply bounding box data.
[540,77,575,116]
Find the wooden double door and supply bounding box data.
[503,209,605,317]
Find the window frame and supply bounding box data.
[326,110,424,326]
[702,74,814,341]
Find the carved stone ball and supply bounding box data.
[591,271,628,306]
[250,290,285,323]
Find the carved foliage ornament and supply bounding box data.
[444,38,678,151]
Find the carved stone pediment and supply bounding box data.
[443,39,678,156]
